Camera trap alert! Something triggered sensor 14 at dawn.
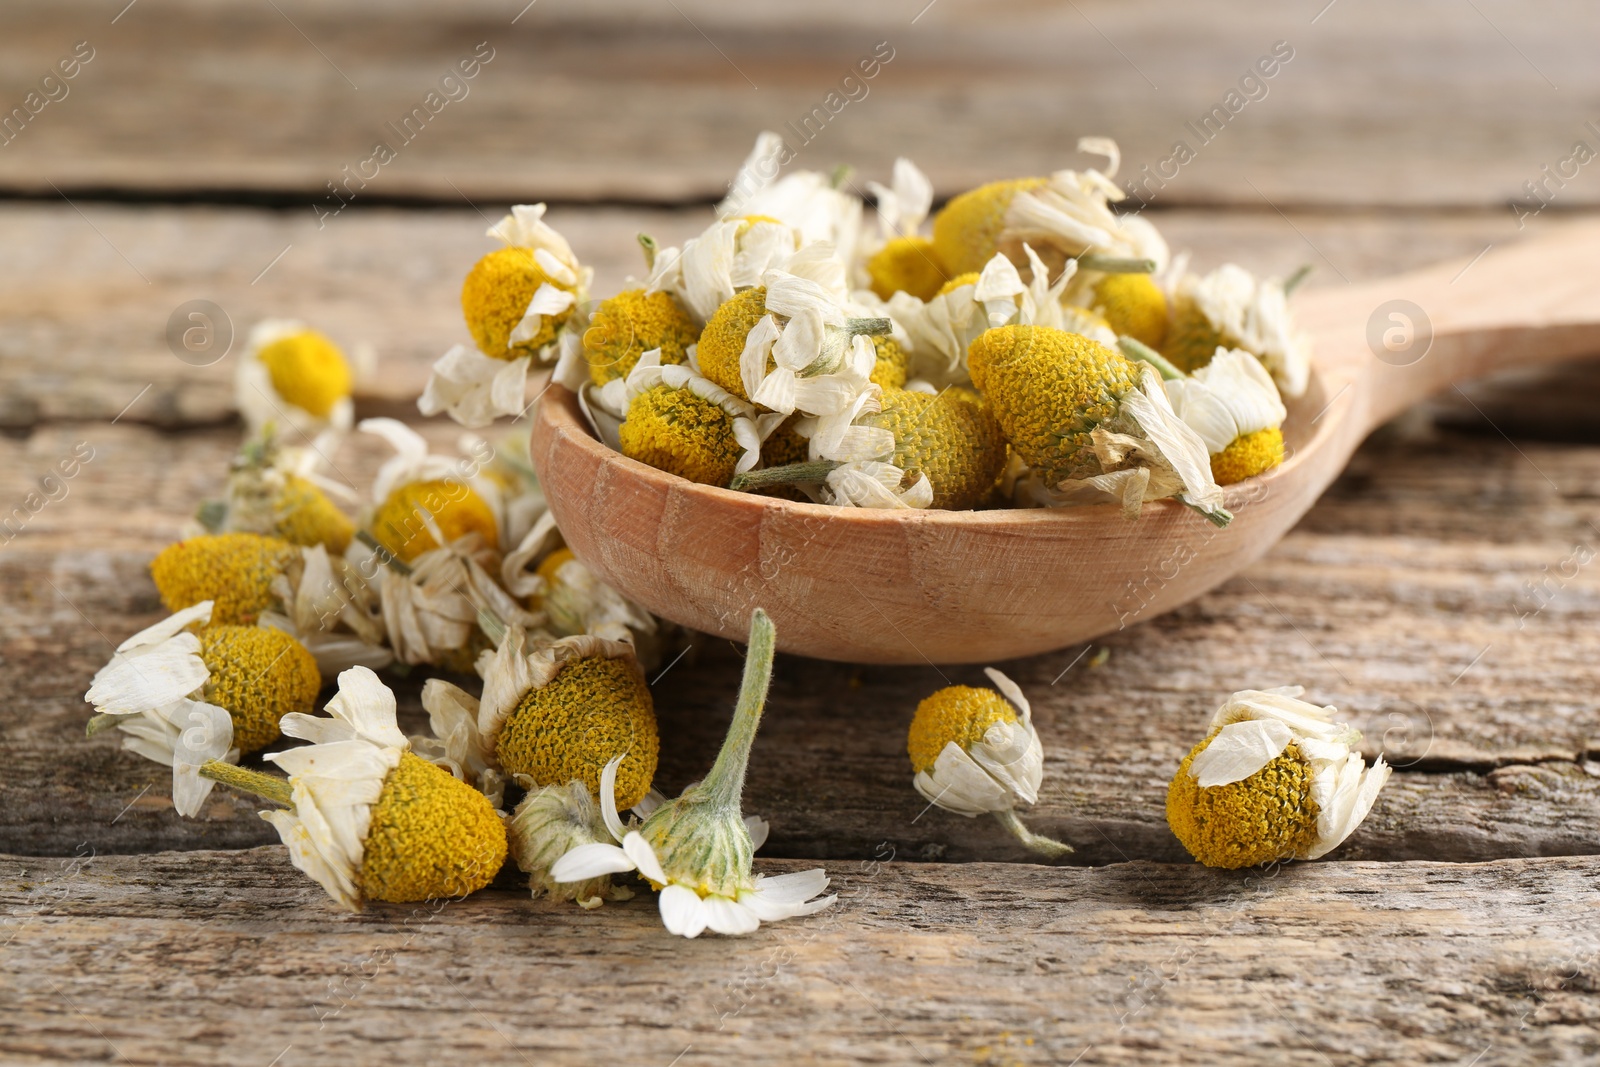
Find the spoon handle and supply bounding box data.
[1294,219,1600,433]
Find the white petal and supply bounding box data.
[599,755,628,843]
[320,667,407,749]
[622,831,669,886]
[744,816,770,852]
[751,867,830,905]
[550,841,637,883]
[1189,719,1294,787]
[658,883,709,938]
[702,894,763,936]
[86,633,208,715]
[914,743,1012,816]
[169,700,235,817]
[983,667,1031,723]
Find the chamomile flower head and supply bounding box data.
[203,435,355,553]
[507,771,635,908]
[550,610,835,937]
[615,353,770,487]
[421,204,590,427]
[1087,271,1168,349]
[714,131,864,269]
[86,602,322,812]
[967,325,1228,523]
[1166,264,1312,398]
[476,629,659,811]
[236,321,355,439]
[359,418,501,563]
[865,236,947,301]
[907,669,1070,857]
[150,532,299,625]
[1165,349,1288,485]
[582,288,700,385]
[847,386,1008,511]
[84,602,237,816]
[208,667,509,909]
[1166,687,1392,868]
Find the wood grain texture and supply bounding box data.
[4,847,1599,1066]
[1,0,1597,210]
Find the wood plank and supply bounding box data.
[3,847,1597,1066]
[1,0,1596,208]
[3,202,1592,431]
[7,420,1600,863]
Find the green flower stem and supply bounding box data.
[1117,337,1187,381]
[1077,254,1156,274]
[702,610,777,811]
[844,317,893,338]
[356,530,414,576]
[729,461,840,493]
[993,809,1074,860]
[85,713,123,738]
[199,760,294,806]
[1282,264,1313,296]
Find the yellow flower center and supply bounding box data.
[1166,732,1320,868]
[583,288,699,386]
[695,286,769,400]
[359,751,509,904]
[270,473,355,553]
[368,479,498,563]
[1210,427,1285,486]
[199,626,321,753]
[619,383,744,487]
[907,684,1018,774]
[1091,273,1169,349]
[861,386,1008,511]
[966,324,1141,486]
[869,334,910,391]
[1164,293,1232,374]
[931,177,1047,277]
[866,235,948,302]
[535,547,576,589]
[255,330,352,419]
[461,246,575,360]
[496,654,659,811]
[150,532,298,625]
[936,272,981,298]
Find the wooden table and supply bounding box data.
[5,2,1600,1063]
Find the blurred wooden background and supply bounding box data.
[5,2,1600,1065]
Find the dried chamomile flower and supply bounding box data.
[473,628,659,811]
[907,669,1070,858]
[935,138,1168,281]
[1164,348,1288,486]
[967,325,1228,523]
[607,349,776,487]
[86,601,322,812]
[262,543,392,675]
[199,434,355,553]
[236,320,355,440]
[150,531,299,625]
[509,774,633,908]
[714,131,864,269]
[862,157,947,301]
[582,288,699,385]
[421,204,591,426]
[550,610,835,937]
[202,667,508,909]
[360,418,501,563]
[1166,687,1391,868]
[1165,264,1312,398]
[1085,271,1168,350]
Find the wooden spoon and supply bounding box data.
[530,223,1600,664]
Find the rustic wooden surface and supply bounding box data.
[6,0,1600,1063]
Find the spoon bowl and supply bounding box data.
[530,223,1600,663]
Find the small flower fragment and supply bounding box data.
[86,601,321,814]
[967,325,1228,523]
[1164,348,1288,486]
[906,669,1070,859]
[550,609,835,937]
[1165,264,1312,398]
[201,667,508,910]
[236,320,355,440]
[421,204,591,426]
[1166,687,1391,869]
[150,532,300,625]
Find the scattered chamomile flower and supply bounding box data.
[420,204,591,426]
[236,320,355,441]
[582,288,700,385]
[1166,687,1391,868]
[261,543,392,675]
[967,325,1229,523]
[907,669,1071,858]
[83,602,237,816]
[550,609,836,938]
[611,349,779,487]
[472,628,659,811]
[150,531,299,625]
[360,418,502,563]
[1165,264,1312,398]
[1164,348,1288,485]
[202,667,508,909]
[86,601,322,813]
[198,433,355,553]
